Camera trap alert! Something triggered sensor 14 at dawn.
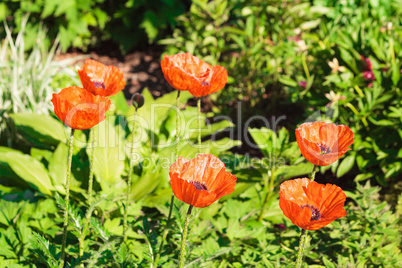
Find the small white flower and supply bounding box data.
[327,58,346,73]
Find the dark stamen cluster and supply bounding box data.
[93,81,106,89]
[189,180,209,191]
[318,144,331,155]
[301,204,321,221]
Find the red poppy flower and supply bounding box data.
[160,53,228,97]
[52,86,111,130]
[78,59,126,97]
[279,178,346,230]
[169,154,237,208]
[295,121,354,166]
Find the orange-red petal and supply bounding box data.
[161,53,228,97]
[78,59,126,97]
[296,122,354,166]
[279,178,347,230]
[51,86,111,130]
[169,154,237,207]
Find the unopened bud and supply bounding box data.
[131,93,145,109]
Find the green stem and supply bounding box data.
[197,98,201,154]
[175,90,181,159]
[258,167,275,222]
[79,127,96,259]
[87,127,96,204]
[123,108,138,241]
[179,205,193,268]
[295,229,308,268]
[310,165,318,182]
[59,129,75,268]
[154,91,181,267]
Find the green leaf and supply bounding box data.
[10,113,67,148]
[0,149,53,195]
[31,232,58,267]
[126,89,192,134]
[337,154,355,177]
[0,200,21,226]
[280,162,314,179]
[391,61,400,86]
[0,3,9,21]
[0,233,17,259]
[339,47,358,74]
[130,171,162,202]
[109,91,129,114]
[48,143,81,194]
[41,0,58,18]
[279,77,298,87]
[103,218,123,235]
[90,120,125,192]
[355,173,373,182]
[140,11,159,42]
[48,143,69,193]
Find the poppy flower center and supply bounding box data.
[201,81,210,86]
[301,204,321,221]
[318,144,331,155]
[188,180,209,191]
[92,81,106,89]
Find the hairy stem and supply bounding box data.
[310,165,318,182]
[59,129,75,268]
[79,127,96,259]
[197,98,201,154]
[295,229,308,268]
[175,90,181,158]
[123,108,138,241]
[179,205,193,268]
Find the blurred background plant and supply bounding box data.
[0,0,189,53]
[0,16,80,147]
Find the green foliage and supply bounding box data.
[2,89,238,202]
[0,1,401,266]
[308,182,402,267]
[144,179,402,267]
[1,0,188,53]
[164,0,402,186]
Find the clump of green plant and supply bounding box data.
[163,0,402,188]
[1,0,188,53]
[140,179,402,267]
[310,181,402,267]
[0,16,80,146]
[0,88,243,266]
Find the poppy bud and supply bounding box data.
[131,93,145,109]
